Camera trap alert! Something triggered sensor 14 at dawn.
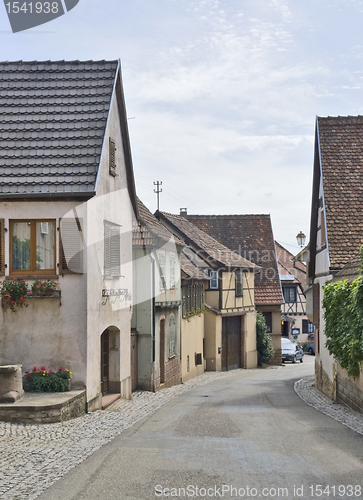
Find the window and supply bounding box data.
[235,269,243,297]
[158,251,166,291]
[283,286,297,303]
[104,221,121,278]
[209,270,218,290]
[10,219,56,275]
[182,283,205,317]
[302,319,315,334]
[169,252,176,290]
[169,315,175,357]
[109,138,117,177]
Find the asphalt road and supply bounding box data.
[39,356,363,500]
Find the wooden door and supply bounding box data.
[222,316,242,371]
[160,319,165,384]
[101,330,109,395]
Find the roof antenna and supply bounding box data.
[153,181,162,211]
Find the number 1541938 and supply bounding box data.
[5,2,60,14]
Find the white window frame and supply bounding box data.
[209,270,219,290]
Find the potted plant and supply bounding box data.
[23,366,72,392]
[0,278,29,312]
[31,279,58,297]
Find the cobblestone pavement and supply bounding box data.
[294,376,363,435]
[1,370,363,500]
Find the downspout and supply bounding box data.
[150,253,156,392]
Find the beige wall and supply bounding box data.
[221,270,255,312]
[243,311,258,368]
[181,314,205,382]
[204,308,222,371]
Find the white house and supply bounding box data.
[0,60,138,411]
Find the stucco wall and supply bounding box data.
[243,311,258,368]
[181,314,205,382]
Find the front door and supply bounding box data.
[101,329,109,395]
[222,316,242,371]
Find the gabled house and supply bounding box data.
[307,115,363,402]
[0,60,138,411]
[180,213,283,364]
[156,211,259,370]
[132,199,183,391]
[275,241,314,344]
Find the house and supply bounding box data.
[179,213,283,364]
[0,60,138,411]
[156,211,260,371]
[180,249,209,382]
[132,198,183,391]
[307,115,363,403]
[275,241,314,344]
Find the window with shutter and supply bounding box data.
[60,217,83,275]
[0,219,4,277]
[104,221,121,278]
[10,219,56,275]
[109,138,117,177]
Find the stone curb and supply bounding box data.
[294,377,363,436]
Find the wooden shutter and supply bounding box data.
[59,217,83,274]
[109,138,116,177]
[0,219,4,277]
[104,222,120,278]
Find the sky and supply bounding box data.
[1,0,363,252]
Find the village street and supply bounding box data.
[29,356,363,500]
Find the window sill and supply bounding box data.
[5,275,58,281]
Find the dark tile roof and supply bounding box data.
[182,214,283,305]
[332,255,361,283]
[181,250,209,280]
[157,211,258,270]
[133,198,182,247]
[318,115,363,269]
[0,60,119,197]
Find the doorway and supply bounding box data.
[160,318,165,384]
[101,329,110,395]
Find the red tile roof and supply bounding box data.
[318,116,363,269]
[157,211,258,270]
[275,241,307,288]
[133,199,182,247]
[183,214,283,305]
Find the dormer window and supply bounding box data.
[109,138,116,177]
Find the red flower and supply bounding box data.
[22,280,26,283]
[36,284,41,288]
[40,366,46,372]
[48,369,54,373]
[29,291,32,295]
[32,366,38,372]
[58,367,63,371]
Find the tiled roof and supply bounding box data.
[275,241,306,287]
[133,198,182,247]
[181,250,209,280]
[332,255,361,283]
[0,60,118,197]
[183,214,283,305]
[318,115,363,269]
[157,211,258,270]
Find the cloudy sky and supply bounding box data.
[1,0,363,251]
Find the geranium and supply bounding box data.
[0,279,29,312]
[24,365,72,392]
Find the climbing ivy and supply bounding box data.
[323,246,363,378]
[256,312,274,366]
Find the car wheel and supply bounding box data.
[307,348,312,354]
[292,356,296,364]
[300,357,303,363]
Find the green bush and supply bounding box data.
[256,312,275,366]
[323,247,363,378]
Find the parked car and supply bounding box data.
[281,337,304,364]
[306,343,315,355]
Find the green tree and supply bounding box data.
[256,312,275,366]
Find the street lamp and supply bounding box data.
[296,231,306,248]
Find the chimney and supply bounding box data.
[180,208,188,216]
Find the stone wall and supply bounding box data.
[336,371,363,414]
[315,359,336,401]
